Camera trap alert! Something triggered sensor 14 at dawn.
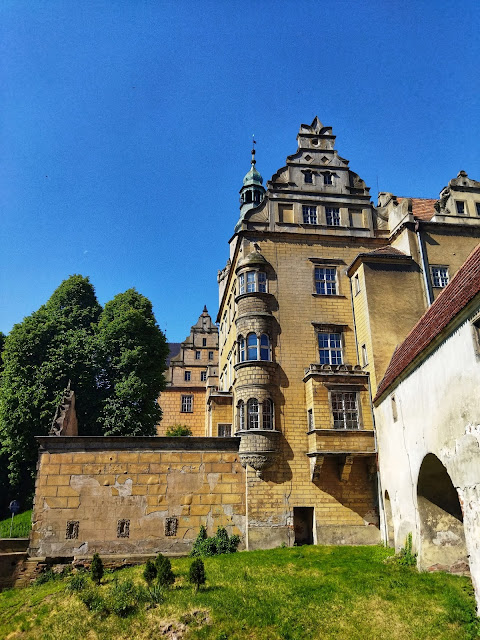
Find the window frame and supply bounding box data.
[302,205,317,224]
[325,207,340,227]
[195,350,201,360]
[330,391,360,430]
[318,331,343,365]
[239,333,272,362]
[238,270,268,295]
[240,397,275,431]
[456,200,466,215]
[184,370,191,382]
[314,266,337,295]
[200,370,207,382]
[430,265,449,288]
[181,394,193,413]
[217,423,232,437]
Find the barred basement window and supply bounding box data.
[165,517,178,536]
[66,520,79,539]
[117,519,130,538]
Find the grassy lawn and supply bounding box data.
[0,510,32,538]
[0,545,478,639]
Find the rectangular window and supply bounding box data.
[302,205,317,224]
[246,271,256,292]
[181,395,193,413]
[307,409,314,431]
[217,423,232,437]
[195,350,201,360]
[318,332,343,365]
[431,266,449,288]
[361,344,368,366]
[476,203,480,216]
[315,267,337,295]
[184,370,191,381]
[391,395,398,422]
[258,271,267,292]
[239,273,245,295]
[323,173,333,185]
[331,392,359,429]
[354,274,360,294]
[208,351,214,361]
[304,171,313,184]
[326,207,340,226]
[202,338,207,346]
[456,201,465,215]
[201,370,207,382]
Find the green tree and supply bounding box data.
[0,276,102,499]
[96,289,168,436]
[90,553,104,585]
[143,559,157,586]
[188,558,206,592]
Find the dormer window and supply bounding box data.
[323,172,333,185]
[304,171,313,184]
[456,201,466,215]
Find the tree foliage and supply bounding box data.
[90,552,104,585]
[0,277,168,502]
[188,558,206,592]
[0,276,102,498]
[96,289,168,436]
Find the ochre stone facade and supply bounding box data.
[30,438,245,558]
[29,117,480,569]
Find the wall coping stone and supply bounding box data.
[35,436,240,453]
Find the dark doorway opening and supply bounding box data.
[293,507,314,545]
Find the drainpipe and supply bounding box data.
[415,221,433,306]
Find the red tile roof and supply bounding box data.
[374,243,480,401]
[397,197,437,221]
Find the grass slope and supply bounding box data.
[0,545,478,640]
[0,510,32,538]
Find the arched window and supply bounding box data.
[247,333,258,360]
[238,401,245,431]
[263,399,274,429]
[238,336,245,362]
[247,398,259,430]
[260,334,270,361]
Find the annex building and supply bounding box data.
[29,118,480,606]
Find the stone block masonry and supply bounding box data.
[30,436,245,558]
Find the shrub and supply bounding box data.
[143,559,157,586]
[108,579,140,617]
[146,583,165,605]
[79,585,108,614]
[34,568,56,585]
[165,424,193,437]
[190,525,241,557]
[67,573,88,592]
[155,553,175,588]
[188,558,206,592]
[90,553,104,585]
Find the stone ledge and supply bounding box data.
[35,436,240,453]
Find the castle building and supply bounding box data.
[157,307,219,436]
[28,118,480,607]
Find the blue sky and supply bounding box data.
[1,0,479,342]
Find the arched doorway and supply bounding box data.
[384,491,394,547]
[417,453,468,572]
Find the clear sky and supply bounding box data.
[1,0,479,342]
